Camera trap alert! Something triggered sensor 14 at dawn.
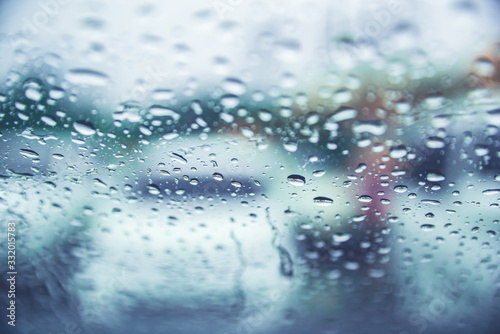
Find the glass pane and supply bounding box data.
[0,1,499,333]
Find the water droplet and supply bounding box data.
[421,224,436,231]
[148,185,161,195]
[231,181,242,188]
[152,89,175,101]
[389,145,408,159]
[93,178,107,187]
[486,230,497,237]
[327,269,342,280]
[306,112,320,125]
[329,107,357,122]
[284,140,298,152]
[355,163,367,173]
[344,261,360,270]
[313,196,333,206]
[474,145,489,157]
[332,233,351,243]
[19,149,39,159]
[213,173,224,181]
[273,38,301,62]
[426,170,445,182]
[424,94,447,110]
[486,108,500,125]
[139,126,152,136]
[287,174,305,186]
[148,105,180,120]
[312,170,325,177]
[258,109,273,122]
[49,87,66,100]
[52,153,64,160]
[163,133,179,140]
[368,268,386,278]
[24,81,43,101]
[220,94,239,109]
[358,195,373,203]
[421,199,441,205]
[65,68,109,86]
[394,185,408,193]
[473,57,495,77]
[170,153,187,164]
[426,136,446,149]
[482,189,500,196]
[73,121,96,136]
[41,115,57,127]
[333,89,352,104]
[221,77,246,95]
[352,120,387,136]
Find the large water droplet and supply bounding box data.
[352,120,387,136]
[394,185,408,193]
[213,173,224,181]
[332,233,351,243]
[220,94,239,109]
[287,174,305,186]
[420,224,436,231]
[482,189,500,196]
[474,145,489,157]
[389,145,408,159]
[170,153,187,164]
[329,107,357,122]
[73,121,96,136]
[426,170,445,182]
[472,57,495,77]
[20,149,39,159]
[24,81,43,101]
[313,196,333,206]
[222,78,246,95]
[358,195,373,202]
[258,109,273,122]
[148,105,180,120]
[284,141,298,152]
[426,137,446,149]
[65,68,109,86]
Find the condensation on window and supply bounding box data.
[0,0,499,333]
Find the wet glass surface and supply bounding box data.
[0,1,499,333]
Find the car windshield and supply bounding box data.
[0,1,499,333]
